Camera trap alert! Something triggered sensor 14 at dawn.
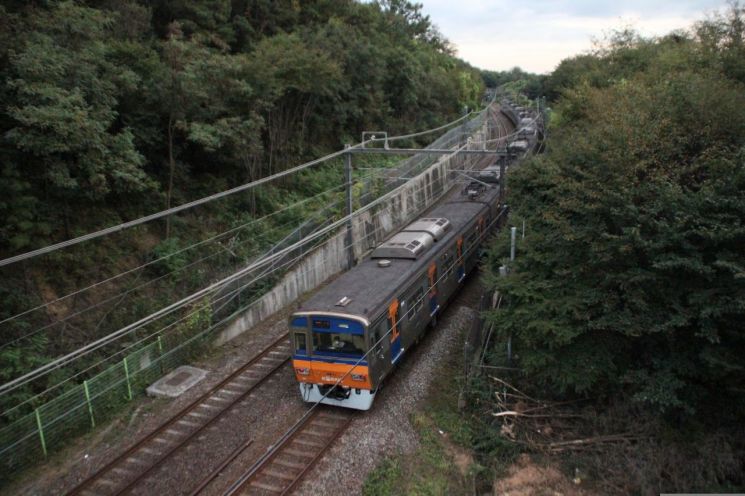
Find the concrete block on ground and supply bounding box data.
[146,365,208,398]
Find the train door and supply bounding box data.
[428,263,439,317]
[388,299,403,364]
[369,317,389,385]
[439,249,456,303]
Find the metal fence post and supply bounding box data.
[123,357,133,401]
[35,408,47,457]
[157,334,164,374]
[83,380,95,428]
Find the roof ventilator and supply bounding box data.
[402,217,450,240]
[371,231,433,259]
[371,217,451,260]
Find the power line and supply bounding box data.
[0,110,483,269]
[0,152,474,397]
[0,166,391,334]
[0,166,394,352]
[1,176,457,417]
[0,179,352,327]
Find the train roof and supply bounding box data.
[296,186,500,323]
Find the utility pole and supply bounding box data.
[498,158,506,205]
[344,144,354,270]
[510,226,517,261]
[506,226,517,366]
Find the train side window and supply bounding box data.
[441,252,454,275]
[398,297,410,324]
[294,333,307,354]
[411,287,424,314]
[466,229,478,249]
[372,322,385,358]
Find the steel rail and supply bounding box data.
[222,408,355,496]
[66,332,291,496]
[188,438,255,496]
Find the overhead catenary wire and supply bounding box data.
[367,108,480,145]
[1,169,435,415]
[1,171,465,418]
[2,125,482,339]
[0,143,476,397]
[0,166,391,333]
[358,109,498,204]
[0,170,365,327]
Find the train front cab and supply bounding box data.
[290,313,375,410]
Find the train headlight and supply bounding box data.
[351,374,366,382]
[296,367,310,376]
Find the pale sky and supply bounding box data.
[417,1,730,73]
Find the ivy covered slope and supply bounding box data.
[0,0,483,254]
[486,12,745,417]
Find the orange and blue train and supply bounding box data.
[290,177,504,410]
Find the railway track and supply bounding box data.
[221,407,355,496]
[66,332,292,496]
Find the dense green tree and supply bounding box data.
[2,2,156,247]
[486,9,745,417]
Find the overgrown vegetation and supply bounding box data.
[0,0,484,421]
[363,331,480,495]
[481,4,745,493]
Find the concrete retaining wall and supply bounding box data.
[215,115,493,346]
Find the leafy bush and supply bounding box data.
[485,9,745,417]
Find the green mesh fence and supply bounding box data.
[0,332,203,484]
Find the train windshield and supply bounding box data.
[312,332,365,358]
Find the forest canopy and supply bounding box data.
[0,0,484,255]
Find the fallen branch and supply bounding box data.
[492,411,586,419]
[546,434,638,448]
[489,376,543,403]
